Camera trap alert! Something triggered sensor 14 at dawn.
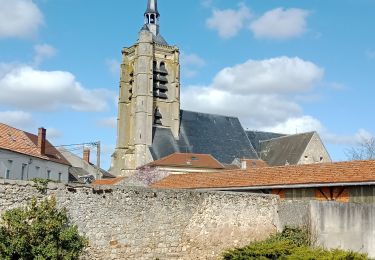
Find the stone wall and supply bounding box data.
[0,180,280,260]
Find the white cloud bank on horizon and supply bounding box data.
[182,56,323,128]
[0,0,43,38]
[250,8,310,39]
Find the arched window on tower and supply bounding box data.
[150,14,155,24]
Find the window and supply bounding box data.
[47,170,51,180]
[5,169,10,179]
[35,166,40,176]
[21,164,27,180]
[58,172,62,182]
[5,160,12,179]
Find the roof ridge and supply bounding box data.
[259,131,316,143]
[180,109,239,120]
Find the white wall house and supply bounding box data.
[0,124,70,182]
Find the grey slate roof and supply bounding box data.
[150,110,259,164]
[246,130,286,154]
[259,132,315,166]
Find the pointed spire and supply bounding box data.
[144,0,160,36]
[145,0,159,16]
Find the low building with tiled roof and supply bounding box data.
[139,152,226,174]
[0,123,70,182]
[152,160,375,203]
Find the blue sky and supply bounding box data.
[0,0,374,169]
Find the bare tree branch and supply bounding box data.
[345,137,375,160]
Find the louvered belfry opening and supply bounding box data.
[153,61,168,99]
[154,107,163,125]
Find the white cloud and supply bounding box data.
[33,44,57,66]
[0,64,111,112]
[0,110,33,128]
[206,4,251,39]
[250,8,310,39]
[97,117,117,128]
[212,57,324,94]
[182,56,324,129]
[0,0,44,38]
[262,116,323,134]
[46,127,63,140]
[181,53,206,67]
[324,129,374,146]
[106,59,120,76]
[181,53,206,78]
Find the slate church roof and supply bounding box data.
[150,110,259,164]
[246,130,286,155]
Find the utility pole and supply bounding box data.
[96,141,101,179]
[96,141,101,169]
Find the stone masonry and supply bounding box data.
[0,180,280,260]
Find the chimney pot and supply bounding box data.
[83,148,90,163]
[241,160,247,170]
[38,127,46,155]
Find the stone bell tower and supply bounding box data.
[111,0,180,175]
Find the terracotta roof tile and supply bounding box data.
[0,123,70,166]
[144,153,225,169]
[152,160,375,189]
[92,177,125,186]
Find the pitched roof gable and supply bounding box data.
[152,160,375,190]
[259,132,315,166]
[0,123,70,166]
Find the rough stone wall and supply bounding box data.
[0,180,279,260]
[279,200,310,228]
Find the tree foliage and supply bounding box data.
[223,227,368,260]
[0,197,87,260]
[346,137,375,161]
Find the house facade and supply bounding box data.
[0,123,70,182]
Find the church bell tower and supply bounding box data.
[111,0,181,175]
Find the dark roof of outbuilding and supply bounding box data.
[150,110,258,164]
[68,167,91,183]
[259,132,315,166]
[246,130,286,154]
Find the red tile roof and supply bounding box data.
[152,160,375,189]
[0,123,70,166]
[242,159,269,168]
[92,177,125,186]
[143,153,225,169]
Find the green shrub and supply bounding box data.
[0,197,87,260]
[223,227,368,260]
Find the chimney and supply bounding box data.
[38,127,46,155]
[241,160,247,170]
[83,148,90,163]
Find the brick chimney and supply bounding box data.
[38,127,46,155]
[83,148,90,163]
